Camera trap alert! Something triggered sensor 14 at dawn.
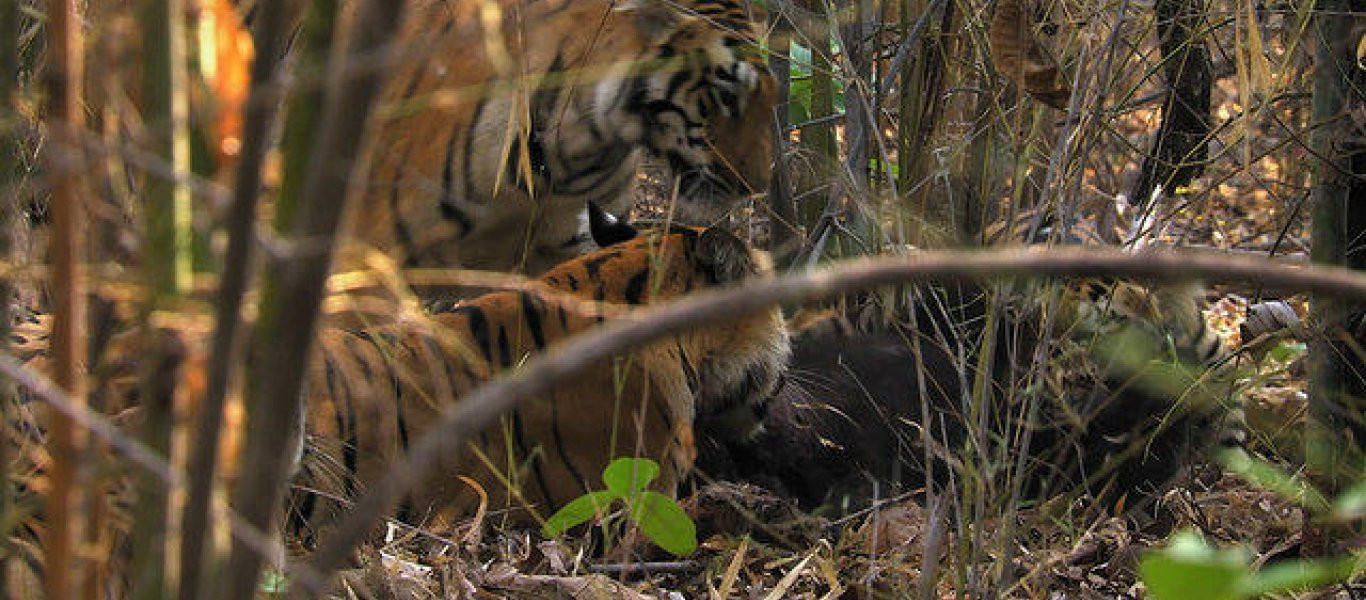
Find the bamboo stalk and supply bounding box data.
[804,27,836,232]
[767,35,799,256]
[217,0,406,597]
[1306,0,1360,502]
[0,0,19,593]
[179,1,300,598]
[125,0,192,596]
[42,0,87,597]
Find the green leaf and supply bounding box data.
[1218,448,1330,513]
[1139,531,1248,600]
[542,490,619,537]
[1239,557,1352,597]
[788,41,811,73]
[259,571,289,595]
[630,491,698,556]
[1268,339,1307,363]
[788,78,812,124]
[1333,478,1366,521]
[602,457,659,498]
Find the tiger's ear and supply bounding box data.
[588,202,638,248]
[616,0,696,42]
[695,227,758,284]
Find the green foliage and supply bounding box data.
[1332,478,1366,521]
[785,41,844,126]
[1140,531,1359,600]
[542,458,698,557]
[1267,339,1307,364]
[1140,532,1249,600]
[603,455,658,497]
[1144,454,1366,599]
[257,571,288,596]
[1218,448,1329,513]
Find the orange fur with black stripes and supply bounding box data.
[291,222,790,539]
[5,226,788,544]
[345,0,776,276]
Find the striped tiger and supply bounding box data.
[292,211,791,540]
[4,211,789,570]
[347,0,777,276]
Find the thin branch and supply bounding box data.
[302,247,1366,595]
[588,561,701,574]
[0,351,173,484]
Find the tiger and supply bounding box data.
[291,211,791,541]
[695,276,1241,514]
[346,0,777,277]
[4,212,789,571]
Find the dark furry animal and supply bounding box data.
[696,281,1236,514]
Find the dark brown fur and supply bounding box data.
[697,281,1235,514]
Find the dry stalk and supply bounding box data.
[41,0,87,598]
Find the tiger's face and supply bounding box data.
[605,0,776,215]
[350,0,776,277]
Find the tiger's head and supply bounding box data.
[604,0,776,217]
[543,203,791,441]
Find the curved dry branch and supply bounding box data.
[298,247,1366,596]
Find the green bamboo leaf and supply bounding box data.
[258,571,289,596]
[789,42,811,74]
[542,490,619,537]
[630,491,697,557]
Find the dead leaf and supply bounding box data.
[484,571,657,600]
[857,502,933,557]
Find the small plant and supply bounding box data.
[1141,450,1366,600]
[1140,530,1355,600]
[542,457,698,556]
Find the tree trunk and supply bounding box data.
[1307,0,1366,502]
[1128,0,1212,207]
